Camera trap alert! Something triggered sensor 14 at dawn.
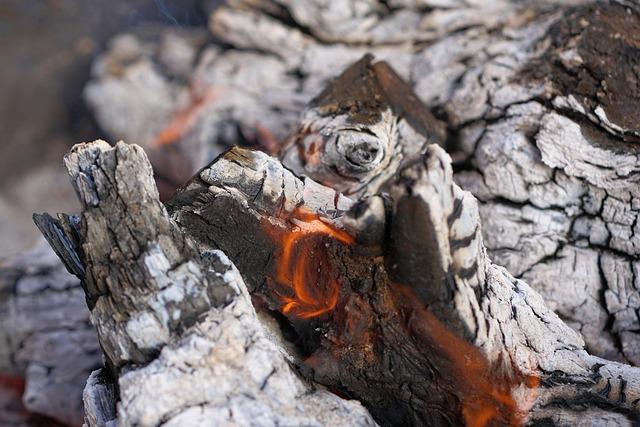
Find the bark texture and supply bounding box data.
[20,0,640,425]
[39,140,374,427]
[83,0,640,368]
[40,137,640,426]
[168,143,640,426]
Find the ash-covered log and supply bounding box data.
[37,141,375,427]
[36,46,640,426]
[167,142,640,426]
[84,0,640,369]
[39,134,640,425]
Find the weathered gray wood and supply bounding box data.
[43,140,375,427]
[27,0,640,424]
[279,54,445,198]
[81,0,640,368]
[439,1,640,367]
[37,124,640,425]
[83,369,117,427]
[168,143,640,426]
[216,0,640,369]
[0,239,100,426]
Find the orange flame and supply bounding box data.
[269,208,354,319]
[263,209,539,425]
[394,285,539,427]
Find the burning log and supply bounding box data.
[83,0,640,370]
[36,141,375,426]
[38,133,640,425]
[36,55,640,423]
[166,142,640,425]
[21,1,640,425]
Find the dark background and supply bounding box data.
[0,0,211,257]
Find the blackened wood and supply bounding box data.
[168,145,640,426]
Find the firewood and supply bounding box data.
[22,0,640,425]
[81,0,640,372]
[84,0,640,368]
[38,141,375,427]
[167,143,640,426]
[38,133,640,425]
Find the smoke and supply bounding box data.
[154,0,180,26]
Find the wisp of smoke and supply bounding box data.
[154,0,180,26]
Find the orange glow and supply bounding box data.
[262,209,539,424]
[254,124,280,154]
[0,373,25,394]
[300,136,324,169]
[154,84,221,146]
[394,285,539,427]
[268,208,354,319]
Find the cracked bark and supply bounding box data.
[37,141,374,427]
[82,0,640,369]
[15,0,640,425]
[41,136,640,426]
[36,52,640,423]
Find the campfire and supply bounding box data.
[4,1,640,426]
[31,52,640,426]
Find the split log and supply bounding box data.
[0,239,100,426]
[83,0,640,367]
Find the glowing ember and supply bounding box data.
[263,209,538,424]
[154,84,278,152]
[269,208,353,319]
